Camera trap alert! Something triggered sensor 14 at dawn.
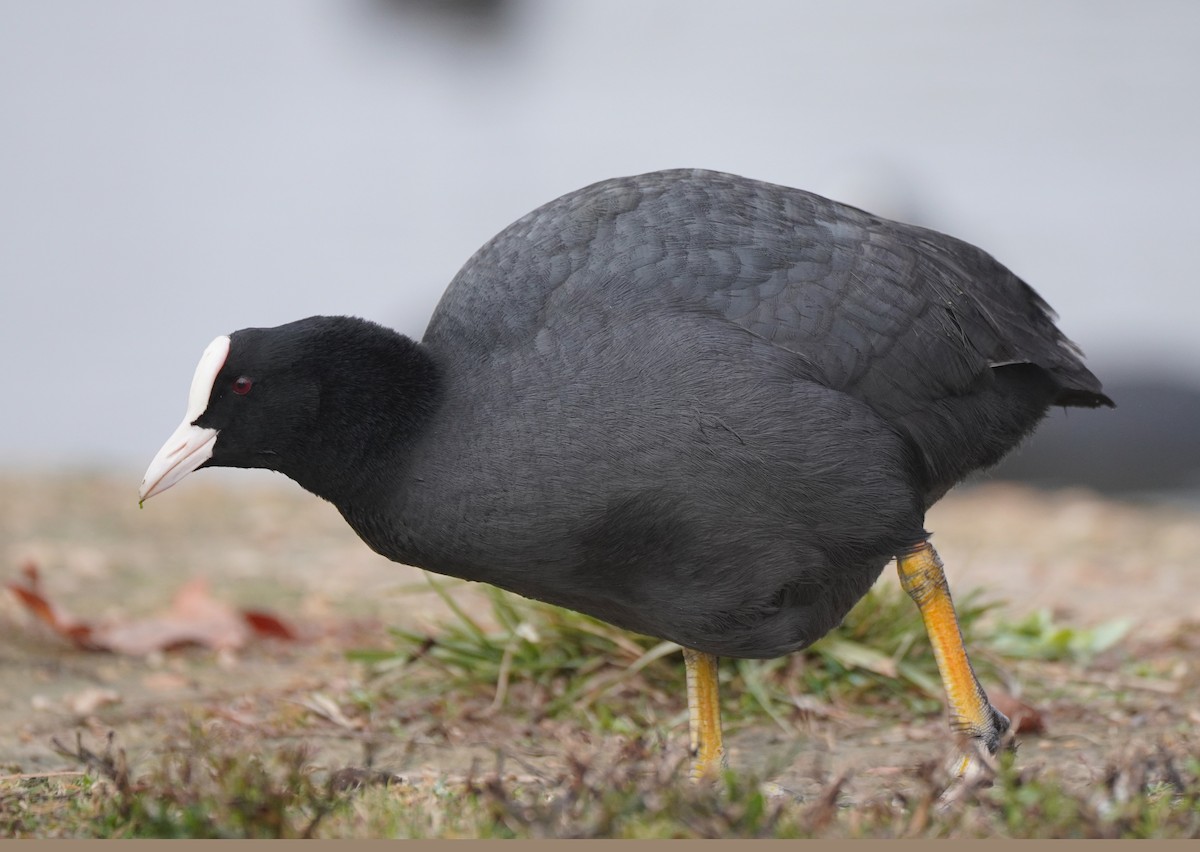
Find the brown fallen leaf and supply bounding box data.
[7,561,99,648]
[242,609,298,640]
[96,578,252,654]
[141,672,191,692]
[991,689,1047,735]
[7,562,297,656]
[296,692,362,730]
[67,687,122,715]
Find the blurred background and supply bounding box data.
[2,0,1197,498]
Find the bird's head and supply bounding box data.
[139,316,436,506]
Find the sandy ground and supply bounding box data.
[1,471,1197,802]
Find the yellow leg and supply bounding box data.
[897,541,1009,775]
[683,647,727,780]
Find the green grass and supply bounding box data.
[988,608,1132,662]
[352,571,1138,737]
[351,573,1005,731]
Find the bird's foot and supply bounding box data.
[939,706,1014,808]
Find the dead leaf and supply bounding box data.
[67,687,121,715]
[991,689,1047,735]
[243,609,299,641]
[141,672,191,692]
[297,692,361,730]
[7,561,98,648]
[91,578,250,654]
[7,563,298,656]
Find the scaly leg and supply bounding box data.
[683,647,727,780]
[897,541,1010,776]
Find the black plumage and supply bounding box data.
[149,168,1111,662]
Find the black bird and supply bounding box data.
[140,169,1112,779]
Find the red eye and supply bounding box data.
[232,376,253,396]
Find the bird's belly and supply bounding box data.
[371,477,903,660]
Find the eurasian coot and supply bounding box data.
[140,169,1111,779]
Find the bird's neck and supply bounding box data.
[279,329,442,510]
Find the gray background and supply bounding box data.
[2,1,1196,484]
